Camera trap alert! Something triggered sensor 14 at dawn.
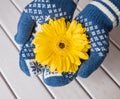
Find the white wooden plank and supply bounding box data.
[0,73,15,99]
[110,26,120,48]
[39,76,90,99]
[102,43,120,86]
[73,9,80,19]
[0,27,52,99]
[73,0,91,19]
[77,0,90,11]
[77,68,120,99]
[11,0,32,12]
[0,0,91,99]
[0,0,20,49]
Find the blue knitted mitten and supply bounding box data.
[15,0,77,86]
[75,0,120,78]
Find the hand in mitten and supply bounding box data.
[15,0,78,86]
[75,0,120,78]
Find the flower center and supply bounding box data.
[59,42,65,49]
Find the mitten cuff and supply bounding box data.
[90,0,120,28]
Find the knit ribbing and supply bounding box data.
[99,0,120,27]
[96,0,119,27]
[77,4,113,32]
[91,1,117,28]
[109,0,120,24]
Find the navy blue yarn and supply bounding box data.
[15,12,35,45]
[96,0,119,26]
[76,0,120,78]
[109,0,120,11]
[42,69,77,87]
[20,55,30,76]
[79,4,113,31]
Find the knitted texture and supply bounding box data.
[14,0,120,86]
[75,0,120,78]
[15,0,77,86]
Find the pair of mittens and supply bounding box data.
[15,0,77,86]
[15,0,120,86]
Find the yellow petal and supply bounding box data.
[65,57,71,72]
[69,20,78,31]
[67,21,70,29]
[78,52,89,60]
[42,24,57,37]
[74,57,81,65]
[68,54,75,63]
[56,56,62,73]
[60,56,66,72]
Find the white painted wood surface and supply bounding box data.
[110,26,120,48]
[0,73,15,99]
[0,0,120,99]
[103,43,120,86]
[0,27,52,99]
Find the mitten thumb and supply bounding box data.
[15,12,35,45]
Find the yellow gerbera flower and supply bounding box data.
[33,18,90,73]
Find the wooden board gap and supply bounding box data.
[101,65,120,88]
[37,76,54,99]
[75,79,92,99]
[0,72,17,99]
[110,39,120,51]
[10,0,21,12]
